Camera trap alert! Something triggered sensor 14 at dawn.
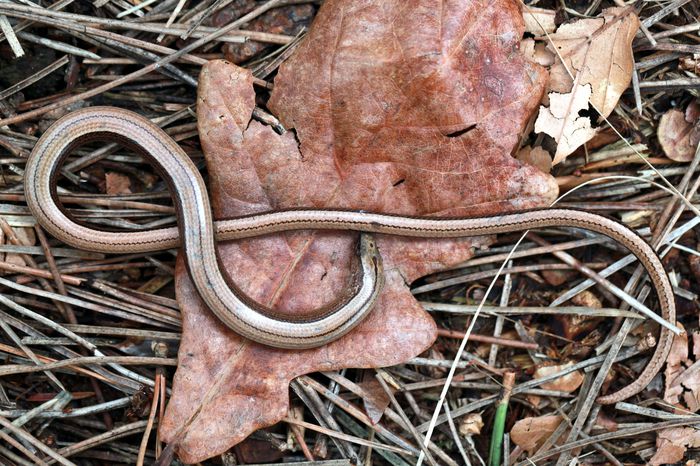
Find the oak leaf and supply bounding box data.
[536,7,639,162]
[547,7,639,117]
[159,0,557,462]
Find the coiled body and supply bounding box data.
[24,107,675,404]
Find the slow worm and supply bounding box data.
[24,107,676,404]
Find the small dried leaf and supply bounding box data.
[234,438,284,464]
[520,39,555,67]
[658,109,696,162]
[680,56,700,74]
[570,290,601,309]
[650,427,700,466]
[214,2,315,64]
[522,6,556,35]
[358,377,391,424]
[557,314,599,340]
[541,268,576,286]
[686,100,700,125]
[665,325,700,412]
[516,145,552,173]
[459,413,484,437]
[535,84,597,164]
[510,415,561,453]
[105,172,132,195]
[664,323,689,406]
[533,361,584,392]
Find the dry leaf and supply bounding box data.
[685,100,700,125]
[521,38,555,67]
[358,377,391,425]
[522,6,556,36]
[664,324,700,412]
[104,172,131,195]
[658,108,698,162]
[160,0,557,461]
[665,323,689,406]
[516,145,552,173]
[535,84,597,164]
[547,7,639,118]
[459,413,484,437]
[650,427,700,466]
[680,56,700,74]
[510,415,562,453]
[533,361,584,392]
[570,290,601,309]
[535,7,639,162]
[541,268,576,286]
[234,438,284,464]
[557,315,600,341]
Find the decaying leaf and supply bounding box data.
[459,413,484,437]
[541,268,576,286]
[664,324,700,414]
[522,6,556,36]
[535,7,639,162]
[160,0,557,462]
[535,84,597,164]
[649,323,700,461]
[547,7,639,118]
[658,103,700,162]
[105,172,132,195]
[510,415,562,453]
[650,427,700,466]
[358,377,391,424]
[521,38,555,67]
[533,361,584,392]
[516,145,552,173]
[665,323,689,406]
[570,290,602,309]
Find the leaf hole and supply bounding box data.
[392,178,405,187]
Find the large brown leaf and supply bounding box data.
[160,0,557,462]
